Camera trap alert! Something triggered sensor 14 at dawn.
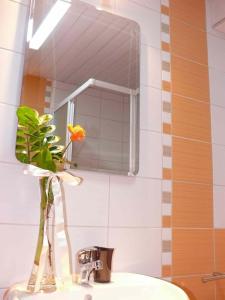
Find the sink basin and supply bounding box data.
[4,273,189,300]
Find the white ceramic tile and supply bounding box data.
[76,94,101,117]
[213,185,225,228]
[109,176,161,227]
[140,45,161,89]
[138,130,162,178]
[207,34,225,71]
[0,104,18,163]
[0,163,39,225]
[101,99,123,122]
[68,226,108,274]
[108,228,161,277]
[0,0,28,53]
[100,119,123,142]
[116,1,160,48]
[205,0,225,39]
[129,0,160,12]
[212,144,225,185]
[10,0,30,5]
[0,224,38,287]
[211,105,225,145]
[209,68,225,108]
[0,49,24,106]
[0,289,6,299]
[76,114,100,138]
[100,140,122,162]
[140,86,162,132]
[64,171,109,226]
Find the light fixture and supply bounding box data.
[29,0,71,50]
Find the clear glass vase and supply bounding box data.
[27,177,56,293]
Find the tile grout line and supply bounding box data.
[161,0,172,282]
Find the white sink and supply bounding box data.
[5,273,189,300]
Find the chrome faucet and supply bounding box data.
[77,247,103,285]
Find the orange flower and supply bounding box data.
[67,124,86,141]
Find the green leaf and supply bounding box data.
[46,135,60,144]
[39,114,53,125]
[40,125,56,134]
[16,136,26,145]
[17,106,39,127]
[16,152,29,164]
[32,148,56,172]
[49,145,64,154]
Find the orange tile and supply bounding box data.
[162,265,172,277]
[163,168,172,180]
[216,279,225,300]
[215,230,225,272]
[172,182,213,228]
[173,137,212,184]
[170,0,206,30]
[162,80,171,92]
[173,276,215,300]
[163,123,171,134]
[161,5,169,16]
[171,55,210,102]
[161,41,170,52]
[172,94,211,142]
[170,17,208,65]
[173,229,214,276]
[163,216,171,228]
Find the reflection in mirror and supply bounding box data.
[19,0,140,175]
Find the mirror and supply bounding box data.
[18,0,140,175]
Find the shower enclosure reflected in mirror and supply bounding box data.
[18,0,140,175]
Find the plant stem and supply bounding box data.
[34,178,47,265]
[62,140,72,158]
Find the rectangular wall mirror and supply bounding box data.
[18,0,140,175]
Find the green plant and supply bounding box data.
[16,106,64,172]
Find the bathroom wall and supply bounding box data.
[2,1,225,300]
[0,0,163,297]
[207,1,225,299]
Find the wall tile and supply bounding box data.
[0,0,27,53]
[116,0,160,48]
[216,279,225,300]
[0,104,18,163]
[129,0,160,12]
[207,35,225,72]
[140,85,162,132]
[108,228,161,277]
[173,182,213,228]
[140,45,161,89]
[138,130,162,178]
[172,94,211,142]
[0,49,23,106]
[209,68,225,108]
[0,163,39,225]
[212,144,225,186]
[214,186,225,228]
[109,176,161,227]
[215,229,225,273]
[172,229,214,276]
[173,137,212,184]
[173,276,215,300]
[170,17,208,65]
[68,226,108,274]
[0,224,38,287]
[0,290,6,299]
[171,55,210,102]
[211,105,225,145]
[170,0,206,30]
[64,171,109,227]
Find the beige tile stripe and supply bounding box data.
[161,0,172,280]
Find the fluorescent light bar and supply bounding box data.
[27,18,33,42]
[29,0,71,50]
